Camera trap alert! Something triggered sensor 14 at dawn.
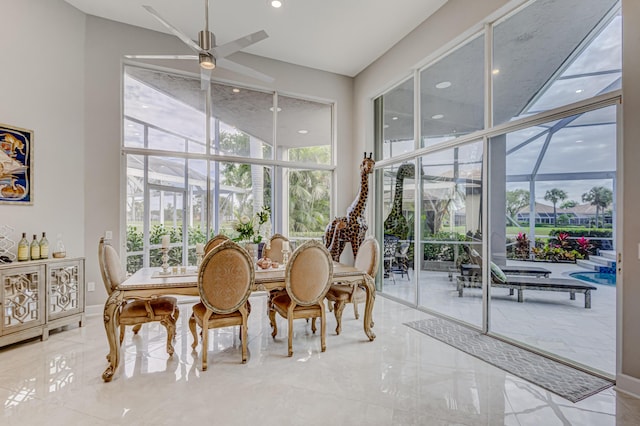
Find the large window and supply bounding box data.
[374,0,620,376]
[379,77,414,160]
[420,34,484,146]
[123,66,334,272]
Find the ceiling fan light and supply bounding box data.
[199,53,216,70]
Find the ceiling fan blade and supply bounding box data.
[201,67,211,91]
[212,30,268,59]
[143,5,203,54]
[217,58,274,83]
[125,54,198,60]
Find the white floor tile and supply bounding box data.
[0,294,637,425]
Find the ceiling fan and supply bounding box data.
[127,0,273,88]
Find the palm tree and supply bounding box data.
[582,186,613,228]
[544,188,567,226]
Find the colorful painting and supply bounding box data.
[0,123,33,204]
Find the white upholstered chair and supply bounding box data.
[98,237,179,356]
[269,240,333,357]
[325,236,379,334]
[189,240,254,369]
[203,234,230,254]
[262,233,289,264]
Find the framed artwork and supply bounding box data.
[0,123,33,204]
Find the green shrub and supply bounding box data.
[126,225,209,273]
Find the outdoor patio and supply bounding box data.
[380,260,616,376]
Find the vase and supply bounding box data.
[243,242,259,263]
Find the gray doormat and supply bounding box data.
[405,317,614,403]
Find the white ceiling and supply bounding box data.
[63,0,448,77]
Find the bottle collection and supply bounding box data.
[17,232,50,261]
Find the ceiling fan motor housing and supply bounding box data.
[199,30,214,51]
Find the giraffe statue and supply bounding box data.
[383,163,415,240]
[324,152,375,262]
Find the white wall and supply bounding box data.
[0,0,85,260]
[83,16,354,307]
[354,0,640,396]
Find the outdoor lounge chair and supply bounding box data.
[458,262,551,279]
[455,274,597,308]
[459,244,552,279]
[456,245,595,308]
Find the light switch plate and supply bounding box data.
[105,231,113,240]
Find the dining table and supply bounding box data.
[101,262,376,382]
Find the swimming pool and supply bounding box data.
[570,271,616,286]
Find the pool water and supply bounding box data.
[570,271,616,286]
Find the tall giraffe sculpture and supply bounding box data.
[382,162,416,277]
[324,152,375,262]
[383,163,415,240]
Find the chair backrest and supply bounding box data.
[383,235,399,259]
[354,237,380,279]
[204,234,230,254]
[98,237,126,295]
[262,233,289,263]
[198,240,254,314]
[285,240,333,306]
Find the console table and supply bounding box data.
[0,257,85,347]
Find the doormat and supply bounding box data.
[405,317,614,403]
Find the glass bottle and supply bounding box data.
[17,232,29,261]
[30,234,40,260]
[39,232,49,259]
[54,234,66,258]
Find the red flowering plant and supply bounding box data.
[555,232,571,249]
[514,232,530,259]
[576,236,593,258]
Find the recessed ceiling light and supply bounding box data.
[576,89,583,93]
[492,69,500,75]
[269,107,282,112]
[392,116,398,120]
[435,81,451,89]
[383,124,389,129]
[232,88,240,93]
[431,114,444,120]
[576,140,583,143]
[268,0,283,8]
[141,105,149,108]
[297,129,308,134]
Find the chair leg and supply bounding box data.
[267,295,275,328]
[311,317,317,334]
[287,316,294,357]
[119,325,126,344]
[189,314,198,349]
[353,301,360,320]
[320,309,326,353]
[327,299,334,312]
[132,324,142,334]
[173,305,180,322]
[202,325,209,371]
[333,301,345,335]
[160,316,175,356]
[241,314,248,364]
[270,310,278,338]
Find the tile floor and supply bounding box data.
[0,294,638,425]
[382,261,617,375]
